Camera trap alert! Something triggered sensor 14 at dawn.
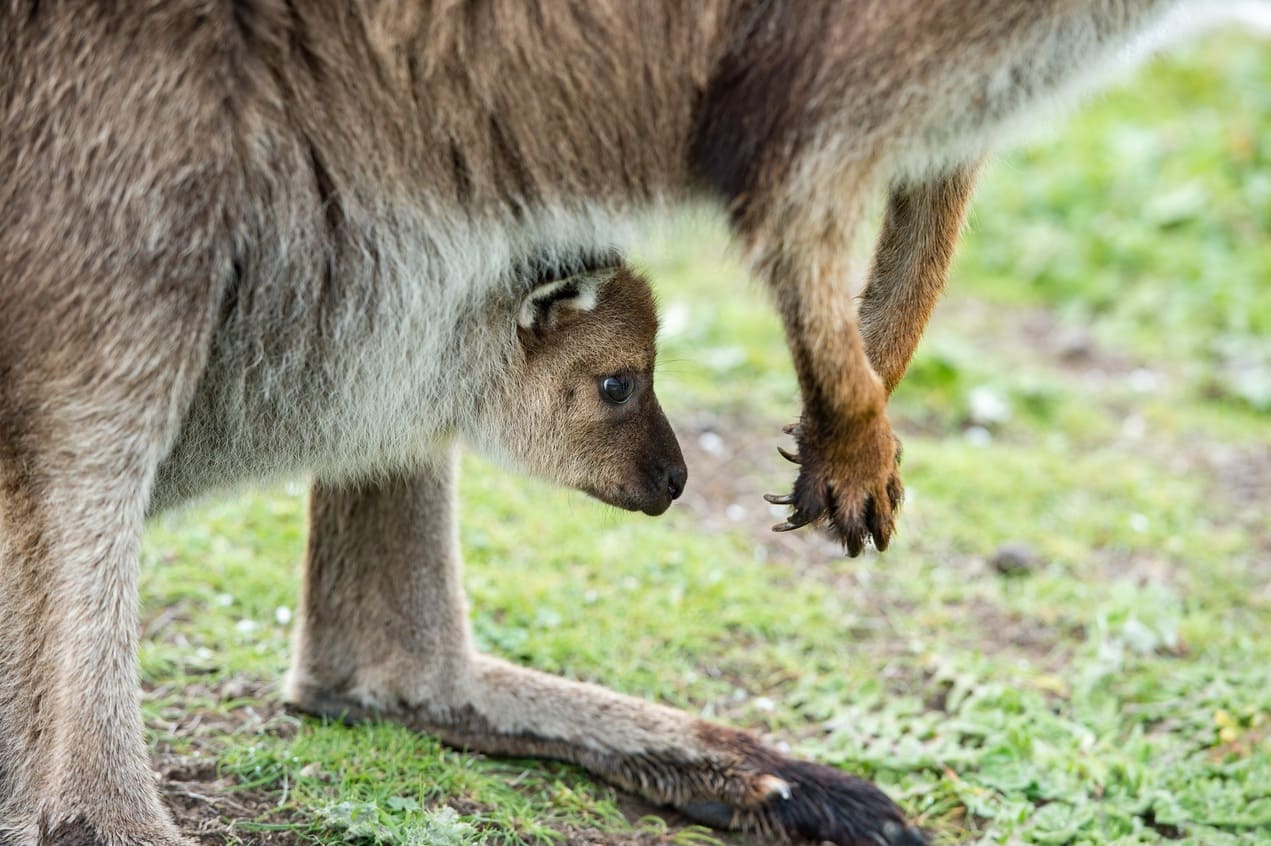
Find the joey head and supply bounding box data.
[474,263,686,516]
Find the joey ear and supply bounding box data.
[518,270,611,336]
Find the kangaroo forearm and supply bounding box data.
[761,195,887,428]
[781,286,885,425]
[860,165,979,394]
[766,260,902,553]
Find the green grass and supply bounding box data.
[141,32,1269,846]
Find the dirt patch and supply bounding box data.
[929,297,1147,384]
[1200,443,1271,509]
[161,754,302,846]
[932,296,1270,545]
[951,598,1083,669]
[1191,442,1271,563]
[671,409,847,565]
[148,678,304,844]
[671,409,1085,673]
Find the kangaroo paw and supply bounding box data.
[771,416,904,556]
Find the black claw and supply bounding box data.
[777,445,802,464]
[864,497,891,553]
[887,473,905,509]
[764,492,795,505]
[844,529,865,558]
[864,495,877,530]
[772,509,814,531]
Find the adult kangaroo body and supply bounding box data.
[1,2,1188,844]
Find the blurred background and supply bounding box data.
[143,10,1269,845]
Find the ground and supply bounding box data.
[140,28,1268,846]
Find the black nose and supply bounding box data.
[666,464,687,501]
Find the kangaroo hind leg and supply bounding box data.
[285,457,926,845]
[0,269,219,845]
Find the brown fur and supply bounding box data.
[2,2,1192,844]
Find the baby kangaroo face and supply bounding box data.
[479,263,686,516]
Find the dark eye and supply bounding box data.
[600,375,634,405]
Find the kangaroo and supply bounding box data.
[2,1,1203,844]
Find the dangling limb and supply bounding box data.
[754,161,979,555]
[860,163,980,393]
[745,163,904,556]
[285,456,926,845]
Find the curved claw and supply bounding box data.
[782,422,803,437]
[887,472,904,510]
[764,492,795,505]
[776,446,801,464]
[772,511,813,532]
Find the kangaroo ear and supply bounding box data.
[518,270,612,336]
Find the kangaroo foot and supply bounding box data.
[675,724,927,845]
